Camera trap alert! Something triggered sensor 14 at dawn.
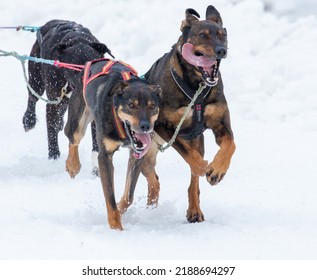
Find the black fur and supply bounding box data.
[23,20,112,159]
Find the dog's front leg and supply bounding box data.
[46,103,62,159]
[142,140,161,207]
[66,143,81,178]
[171,135,206,222]
[171,136,208,177]
[118,149,143,214]
[205,104,236,185]
[98,144,123,230]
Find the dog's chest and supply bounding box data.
[162,106,194,128]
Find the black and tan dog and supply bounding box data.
[64,59,161,230]
[118,5,236,223]
[23,20,113,159]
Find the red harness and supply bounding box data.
[82,58,138,139]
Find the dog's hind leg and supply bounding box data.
[46,102,64,159]
[22,41,44,132]
[64,89,92,177]
[45,79,71,159]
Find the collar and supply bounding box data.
[112,105,127,139]
[170,67,212,100]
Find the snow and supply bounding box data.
[1,0,317,260]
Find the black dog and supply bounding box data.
[23,20,113,159]
[64,59,161,230]
[118,6,236,223]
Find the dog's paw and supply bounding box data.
[117,199,131,215]
[108,210,124,231]
[22,111,37,131]
[49,148,60,160]
[186,208,205,223]
[66,160,81,178]
[206,161,227,186]
[91,151,99,176]
[91,167,99,177]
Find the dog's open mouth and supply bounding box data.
[182,43,219,86]
[124,121,151,159]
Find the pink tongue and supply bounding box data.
[182,43,216,73]
[132,133,151,159]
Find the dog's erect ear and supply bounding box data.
[206,5,223,26]
[180,8,200,32]
[149,85,162,99]
[110,80,129,96]
[90,42,115,58]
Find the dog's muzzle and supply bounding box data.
[182,43,223,87]
[123,121,152,159]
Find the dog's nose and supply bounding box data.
[140,120,151,132]
[215,46,227,58]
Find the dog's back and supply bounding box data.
[35,20,111,86]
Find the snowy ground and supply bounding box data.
[0,0,317,260]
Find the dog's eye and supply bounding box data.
[199,32,207,39]
[150,104,156,110]
[128,102,136,109]
[217,30,227,40]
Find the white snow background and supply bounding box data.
[0,0,317,259]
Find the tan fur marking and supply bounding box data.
[102,137,120,154]
[118,105,159,131]
[117,197,131,215]
[66,108,92,178]
[204,103,228,127]
[75,108,93,143]
[147,172,160,206]
[66,144,81,178]
[143,138,161,206]
[117,105,139,128]
[174,137,208,176]
[206,135,236,185]
[187,174,204,222]
[188,154,208,176]
[106,205,123,230]
[170,55,184,78]
[163,107,193,128]
[150,114,159,125]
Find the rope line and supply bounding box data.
[0,25,40,32]
[17,25,40,32]
[0,49,81,104]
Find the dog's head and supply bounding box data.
[178,5,228,86]
[56,41,114,61]
[113,80,161,159]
